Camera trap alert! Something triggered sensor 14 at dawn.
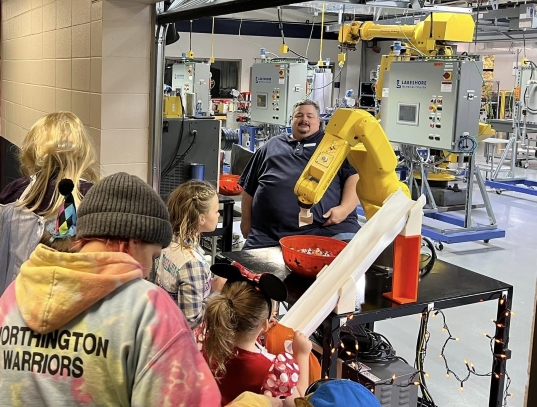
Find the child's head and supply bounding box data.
[204,281,271,378]
[167,180,219,247]
[18,112,99,218]
[40,231,76,253]
[75,172,173,277]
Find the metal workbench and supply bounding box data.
[217,247,513,407]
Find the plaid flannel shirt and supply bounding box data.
[155,243,212,329]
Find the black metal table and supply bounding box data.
[201,195,235,253]
[216,247,513,407]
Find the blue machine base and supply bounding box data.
[486,178,537,196]
[239,125,261,152]
[422,212,505,244]
[356,207,505,245]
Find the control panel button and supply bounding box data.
[429,105,437,111]
[435,124,441,128]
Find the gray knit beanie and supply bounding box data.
[76,172,173,247]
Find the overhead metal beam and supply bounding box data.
[476,3,536,20]
[157,0,298,24]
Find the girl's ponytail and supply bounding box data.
[204,294,236,379]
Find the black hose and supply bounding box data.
[221,128,239,151]
[420,237,437,278]
[162,129,198,179]
[161,94,185,177]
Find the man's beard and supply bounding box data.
[297,123,310,134]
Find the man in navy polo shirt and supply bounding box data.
[239,100,360,250]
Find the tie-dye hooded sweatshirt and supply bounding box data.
[0,244,221,407]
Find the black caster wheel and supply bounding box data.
[435,242,444,251]
[484,239,490,244]
[496,189,502,195]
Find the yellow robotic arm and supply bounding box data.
[338,13,474,55]
[294,108,410,223]
[338,13,475,101]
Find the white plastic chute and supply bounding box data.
[280,190,422,336]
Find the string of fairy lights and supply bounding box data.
[321,294,513,406]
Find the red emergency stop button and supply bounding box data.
[429,105,437,111]
[279,70,285,75]
[443,72,452,80]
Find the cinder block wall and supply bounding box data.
[1,0,153,182]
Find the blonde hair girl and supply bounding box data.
[0,112,99,219]
[0,112,99,290]
[155,180,225,331]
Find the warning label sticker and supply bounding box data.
[441,82,453,93]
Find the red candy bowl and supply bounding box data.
[279,235,348,278]
[219,174,243,196]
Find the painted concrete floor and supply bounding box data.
[228,150,537,406]
[374,162,537,407]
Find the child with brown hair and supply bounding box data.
[155,180,226,330]
[203,263,312,406]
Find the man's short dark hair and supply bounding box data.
[293,100,321,117]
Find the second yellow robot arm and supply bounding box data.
[294,108,409,222]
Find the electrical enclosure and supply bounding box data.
[160,118,221,199]
[171,61,212,115]
[342,358,419,407]
[250,61,308,126]
[381,59,482,151]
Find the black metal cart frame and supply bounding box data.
[218,248,513,407]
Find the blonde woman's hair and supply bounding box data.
[17,112,99,219]
[167,180,217,248]
[203,281,269,379]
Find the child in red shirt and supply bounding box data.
[202,263,312,406]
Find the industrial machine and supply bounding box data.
[338,13,475,100]
[516,61,537,125]
[160,118,221,199]
[170,59,212,116]
[484,62,537,196]
[382,58,480,204]
[342,359,419,407]
[382,59,482,153]
[330,12,505,246]
[250,59,308,126]
[159,58,221,198]
[338,13,478,177]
